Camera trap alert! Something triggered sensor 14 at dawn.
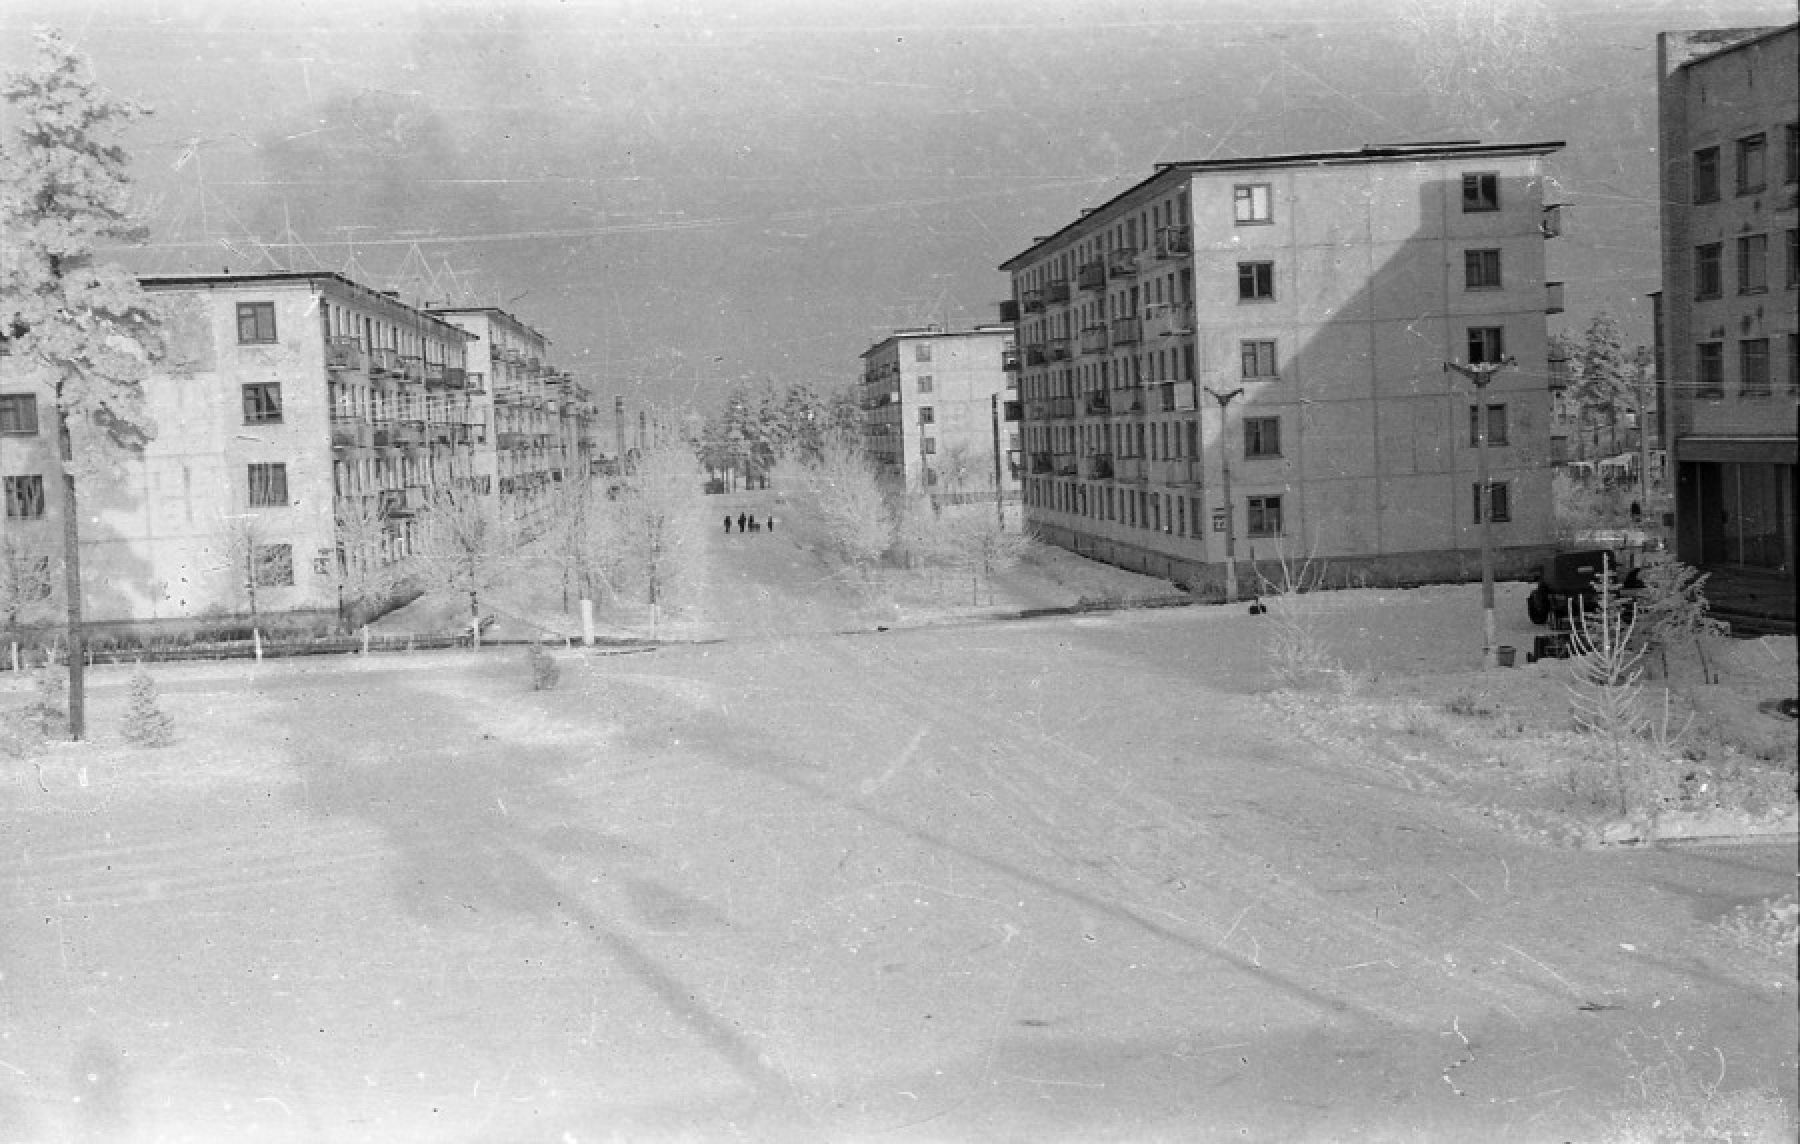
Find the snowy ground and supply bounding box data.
[2,501,1795,1142]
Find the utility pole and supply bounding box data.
[1445,357,1514,669]
[1632,346,1655,529]
[991,393,1005,532]
[1205,386,1244,603]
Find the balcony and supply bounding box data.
[1546,281,1565,314]
[1001,348,1021,371]
[1108,247,1139,278]
[1085,389,1111,415]
[1030,451,1054,475]
[1150,302,1195,338]
[1086,453,1114,480]
[1111,317,1141,345]
[400,355,426,384]
[1080,325,1109,355]
[1048,396,1076,419]
[1026,345,1049,367]
[1047,337,1071,362]
[1155,225,1192,258]
[1054,454,1078,477]
[326,337,365,371]
[463,371,486,394]
[1022,288,1046,313]
[1117,386,1145,414]
[369,347,402,377]
[1160,380,1198,412]
[1077,261,1106,292]
[1115,456,1146,483]
[393,420,427,447]
[999,299,1021,323]
[1046,278,1071,305]
[1003,400,1021,422]
[330,415,370,449]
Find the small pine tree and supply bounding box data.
[122,666,174,746]
[528,642,560,691]
[1566,558,1650,815]
[1637,560,1728,684]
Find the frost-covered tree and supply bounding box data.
[414,486,520,649]
[1,30,162,739]
[331,492,406,628]
[0,530,59,653]
[617,434,708,616]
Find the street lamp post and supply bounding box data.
[1205,386,1244,603]
[1445,357,1514,669]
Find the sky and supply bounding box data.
[3,0,1795,415]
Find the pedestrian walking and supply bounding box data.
[747,514,758,533]
[767,516,776,534]
[737,512,747,532]
[724,515,733,534]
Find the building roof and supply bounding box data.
[1667,22,1796,72]
[999,139,1565,271]
[138,270,475,340]
[426,305,553,346]
[860,324,1014,360]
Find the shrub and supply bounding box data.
[121,666,175,747]
[528,642,560,691]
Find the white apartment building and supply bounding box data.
[859,325,1020,501]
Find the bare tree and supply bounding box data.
[413,485,520,649]
[1,30,162,738]
[215,514,295,645]
[614,435,709,620]
[331,493,406,628]
[0,530,59,667]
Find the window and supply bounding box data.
[1233,184,1272,224]
[253,543,294,588]
[1473,481,1511,523]
[1787,229,1798,288]
[1461,172,1499,212]
[1695,243,1723,299]
[3,475,46,519]
[236,302,277,344]
[1246,495,1282,538]
[914,342,932,363]
[242,382,283,424]
[1469,403,1509,446]
[1466,327,1506,365]
[1737,234,1768,294]
[248,462,289,507]
[1696,341,1724,398]
[1237,261,1274,302]
[1692,147,1720,203]
[1736,133,1766,195]
[1243,416,1281,458]
[1790,332,1799,396]
[0,392,38,435]
[1787,124,1799,185]
[918,406,935,424]
[1464,249,1502,290]
[921,438,936,454]
[1240,340,1278,379]
[917,375,933,393]
[1740,338,1770,398]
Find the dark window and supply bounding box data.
[1246,495,1282,538]
[1787,229,1799,289]
[1461,172,1499,211]
[1464,249,1502,290]
[1240,340,1278,379]
[918,406,934,424]
[1740,338,1770,398]
[1787,124,1799,185]
[1467,327,1506,365]
[0,392,39,435]
[236,302,277,344]
[253,543,294,587]
[1696,342,1724,398]
[248,462,288,507]
[921,438,936,454]
[917,375,933,393]
[1789,332,1799,396]
[1243,416,1281,458]
[1473,481,1511,523]
[1692,147,1720,203]
[1695,243,1723,299]
[242,382,283,424]
[914,342,932,363]
[1233,184,1272,224]
[4,475,46,519]
[1237,261,1274,302]
[1736,133,1766,194]
[1737,234,1768,294]
[1469,403,1509,446]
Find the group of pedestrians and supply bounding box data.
[724,511,773,535]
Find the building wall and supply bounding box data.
[1005,146,1560,586]
[860,327,1018,499]
[1658,25,1798,576]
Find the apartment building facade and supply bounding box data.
[859,325,1021,500]
[1,271,596,629]
[1657,24,1797,587]
[428,307,600,532]
[1000,141,1565,592]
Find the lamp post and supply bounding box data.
[1445,357,1514,669]
[1205,386,1244,603]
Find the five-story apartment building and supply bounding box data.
[860,325,1021,500]
[1001,141,1565,593]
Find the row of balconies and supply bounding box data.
[1020,454,1207,488]
[1015,304,1195,365]
[1026,381,1200,420]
